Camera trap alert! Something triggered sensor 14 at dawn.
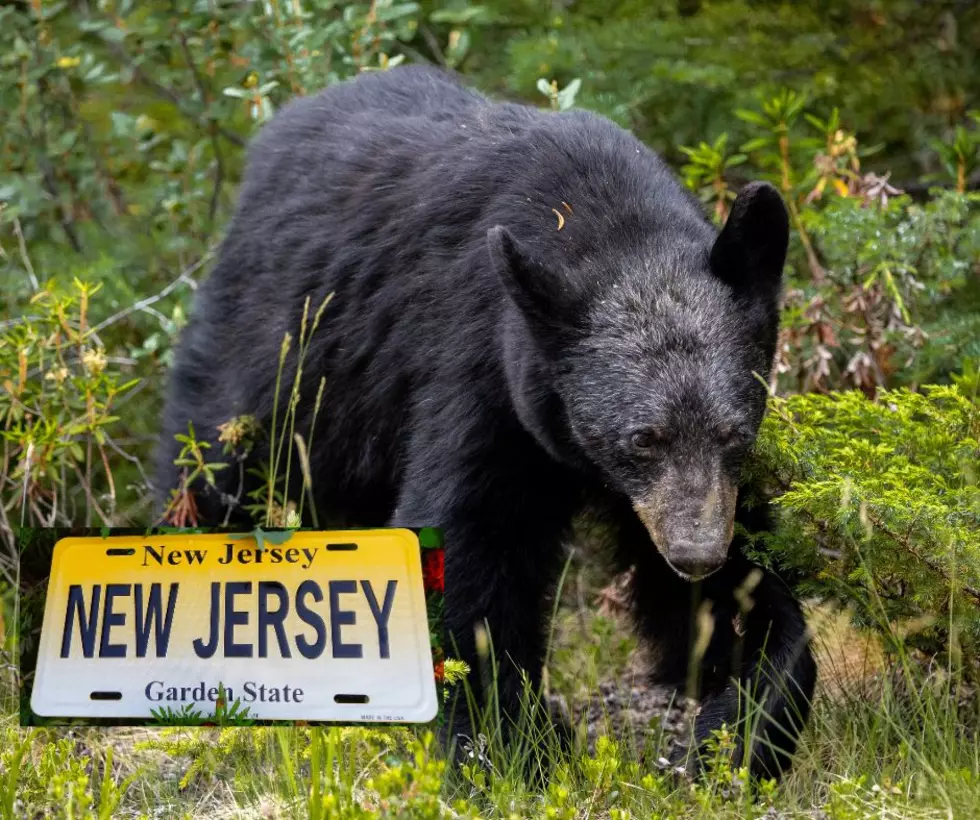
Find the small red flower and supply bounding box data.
[434,661,445,683]
[422,549,444,594]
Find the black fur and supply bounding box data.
[156,65,815,779]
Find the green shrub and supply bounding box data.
[748,379,980,660]
[458,0,979,188]
[782,190,980,394]
[0,280,138,529]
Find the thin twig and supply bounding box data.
[0,316,43,330]
[110,376,153,411]
[208,124,226,225]
[395,41,436,67]
[174,26,226,225]
[85,434,93,527]
[419,24,448,67]
[220,459,246,528]
[13,218,39,291]
[176,26,211,107]
[0,489,14,562]
[91,249,214,334]
[19,440,33,528]
[97,438,117,517]
[70,460,109,526]
[103,433,152,487]
[136,304,171,325]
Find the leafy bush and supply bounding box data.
[748,377,980,660]
[459,0,979,188]
[0,730,133,820]
[0,280,139,532]
[674,86,980,397]
[777,189,980,395]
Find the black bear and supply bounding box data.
[157,65,816,779]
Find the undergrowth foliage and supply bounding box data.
[0,280,139,537]
[789,190,980,394]
[749,380,980,660]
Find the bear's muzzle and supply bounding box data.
[632,466,737,582]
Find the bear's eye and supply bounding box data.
[717,426,749,446]
[628,428,665,453]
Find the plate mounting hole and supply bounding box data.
[334,693,369,704]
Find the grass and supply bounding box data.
[3,579,979,819]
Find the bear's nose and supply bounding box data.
[663,542,727,581]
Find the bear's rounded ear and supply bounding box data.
[488,225,584,341]
[709,181,788,301]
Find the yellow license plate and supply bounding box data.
[30,530,438,723]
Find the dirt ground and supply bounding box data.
[550,573,892,763]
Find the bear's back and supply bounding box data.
[230,66,697,273]
[254,64,488,141]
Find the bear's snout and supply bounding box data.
[632,469,738,582]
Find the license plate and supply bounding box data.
[30,529,438,723]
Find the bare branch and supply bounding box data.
[91,249,215,335]
[13,218,39,291]
[419,25,448,67]
[103,433,153,491]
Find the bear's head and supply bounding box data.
[489,182,789,581]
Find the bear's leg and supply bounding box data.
[690,556,815,780]
[623,529,815,780]
[389,438,580,762]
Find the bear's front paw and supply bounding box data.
[659,743,697,784]
[666,689,747,781]
[666,729,744,783]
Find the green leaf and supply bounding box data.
[229,527,298,552]
[100,25,128,44]
[804,113,827,132]
[734,109,768,127]
[419,527,443,549]
[430,6,489,24]
[740,137,771,153]
[375,2,420,22]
